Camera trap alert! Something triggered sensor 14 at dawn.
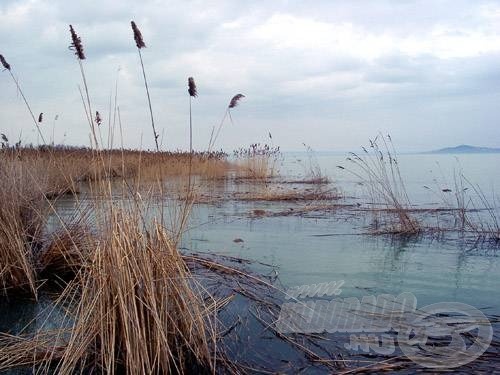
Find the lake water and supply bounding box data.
[186,152,500,303]
[182,152,500,372]
[2,151,499,373]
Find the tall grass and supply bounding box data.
[51,209,213,373]
[340,134,420,234]
[0,158,50,295]
[233,143,281,181]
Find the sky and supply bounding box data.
[1,0,500,152]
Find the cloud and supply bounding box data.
[1,0,499,151]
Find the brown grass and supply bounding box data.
[0,146,233,196]
[49,210,213,374]
[233,143,281,181]
[0,159,47,296]
[233,186,340,202]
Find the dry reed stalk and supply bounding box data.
[233,186,340,202]
[69,25,99,150]
[0,161,46,296]
[188,77,197,154]
[131,21,159,151]
[208,94,245,151]
[37,224,91,279]
[4,146,233,183]
[233,143,281,181]
[0,54,46,144]
[340,135,420,234]
[53,210,213,374]
[0,331,68,371]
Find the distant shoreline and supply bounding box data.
[425,145,500,154]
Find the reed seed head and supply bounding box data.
[188,77,197,97]
[69,25,85,60]
[131,21,146,49]
[95,111,102,126]
[38,113,43,123]
[228,94,245,109]
[0,54,10,71]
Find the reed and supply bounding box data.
[188,77,197,154]
[208,94,245,151]
[48,208,213,374]
[0,159,46,296]
[233,143,281,181]
[69,25,99,149]
[339,134,420,234]
[0,54,46,144]
[1,145,233,188]
[131,21,159,151]
[299,143,330,184]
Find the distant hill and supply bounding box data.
[428,145,500,154]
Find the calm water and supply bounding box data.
[182,152,500,371]
[2,152,499,372]
[185,152,500,307]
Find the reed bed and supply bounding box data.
[1,146,232,193]
[49,209,213,374]
[233,143,281,181]
[0,159,48,296]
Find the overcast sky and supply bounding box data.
[1,0,499,152]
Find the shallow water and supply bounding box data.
[182,152,500,371]
[2,152,500,372]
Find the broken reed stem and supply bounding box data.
[138,49,159,151]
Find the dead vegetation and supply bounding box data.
[233,143,281,181]
[339,134,420,235]
[52,211,213,374]
[233,186,340,202]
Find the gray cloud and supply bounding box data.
[1,0,500,151]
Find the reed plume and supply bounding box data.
[188,77,197,154]
[188,77,198,98]
[69,25,85,60]
[95,111,102,126]
[186,77,198,204]
[130,20,159,151]
[229,93,245,108]
[0,54,10,71]
[209,94,245,150]
[68,25,98,149]
[131,21,146,49]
